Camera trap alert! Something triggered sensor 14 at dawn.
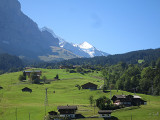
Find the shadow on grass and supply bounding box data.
[103,90,110,93]
[103,116,118,120]
[76,114,85,119]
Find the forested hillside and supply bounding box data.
[34,48,160,68]
[101,57,160,95]
[0,54,23,74]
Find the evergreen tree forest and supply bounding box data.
[101,58,160,96]
[0,53,23,74]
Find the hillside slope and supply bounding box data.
[0,69,159,120]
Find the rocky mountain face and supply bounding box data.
[0,0,77,61]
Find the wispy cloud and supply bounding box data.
[90,13,102,29]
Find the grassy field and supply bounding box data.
[0,69,160,120]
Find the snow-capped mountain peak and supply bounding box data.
[79,41,93,49]
[60,40,109,58]
[41,27,109,58]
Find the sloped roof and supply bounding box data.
[98,110,112,114]
[81,82,98,87]
[133,95,141,99]
[24,70,41,73]
[22,87,32,90]
[57,106,77,110]
[113,95,142,99]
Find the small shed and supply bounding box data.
[57,105,77,118]
[81,82,98,90]
[98,110,112,118]
[22,87,32,93]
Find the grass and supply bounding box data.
[138,59,144,64]
[0,69,160,120]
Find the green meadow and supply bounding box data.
[0,69,160,120]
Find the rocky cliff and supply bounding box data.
[0,0,61,60]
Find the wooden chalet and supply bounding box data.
[22,87,32,93]
[111,95,147,106]
[98,110,112,118]
[57,105,77,118]
[81,82,98,90]
[23,70,42,79]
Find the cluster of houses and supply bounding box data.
[47,94,147,119]
[111,95,147,106]
[48,105,113,119]
[20,70,147,119]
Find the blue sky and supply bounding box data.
[18,0,160,54]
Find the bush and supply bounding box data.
[69,70,76,73]
[18,75,26,81]
[54,74,60,80]
[75,84,81,90]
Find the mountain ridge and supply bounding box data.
[0,0,79,61]
[42,27,110,58]
[59,38,109,58]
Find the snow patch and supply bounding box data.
[78,41,93,49]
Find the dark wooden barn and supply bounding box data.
[57,105,77,118]
[81,82,98,90]
[22,87,32,93]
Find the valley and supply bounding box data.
[0,69,160,120]
[0,0,160,120]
